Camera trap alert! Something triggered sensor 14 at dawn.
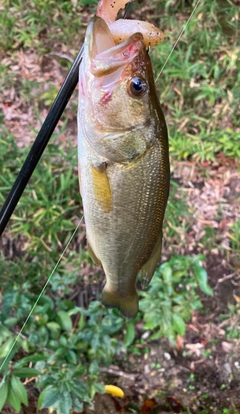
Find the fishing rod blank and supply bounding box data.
[0,46,83,237]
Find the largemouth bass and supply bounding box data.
[78,15,170,318]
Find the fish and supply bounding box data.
[78,11,170,319]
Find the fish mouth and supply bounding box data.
[86,16,144,88]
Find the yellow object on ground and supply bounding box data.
[104,385,125,398]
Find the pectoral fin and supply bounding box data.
[88,239,102,266]
[91,164,112,213]
[139,233,163,289]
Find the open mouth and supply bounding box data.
[86,16,144,88]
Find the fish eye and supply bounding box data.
[129,77,147,97]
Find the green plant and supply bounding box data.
[0,373,33,412]
[139,255,213,345]
[10,139,81,255]
[0,249,214,412]
[0,130,82,287]
[0,288,128,413]
[152,0,240,162]
[0,0,86,52]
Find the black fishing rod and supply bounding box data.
[0,46,84,237]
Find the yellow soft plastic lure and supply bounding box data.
[105,384,125,398]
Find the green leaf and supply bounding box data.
[7,385,21,412]
[59,335,68,346]
[47,321,61,339]
[78,313,85,331]
[38,385,61,409]
[71,381,88,400]
[58,392,72,414]
[90,383,96,399]
[162,264,172,283]
[4,317,19,327]
[57,310,72,331]
[68,307,82,316]
[194,264,213,296]
[73,365,86,377]
[13,367,41,378]
[149,330,162,341]
[47,347,66,364]
[0,379,10,411]
[14,353,45,367]
[89,360,99,375]
[0,326,12,344]
[94,382,105,394]
[66,349,77,365]
[200,283,213,296]
[143,316,156,330]
[47,321,61,331]
[172,314,186,337]
[0,336,15,358]
[20,339,30,353]
[11,376,28,406]
[72,397,83,412]
[124,322,135,347]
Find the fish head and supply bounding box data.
[79,16,157,133]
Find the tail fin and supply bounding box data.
[101,287,139,319]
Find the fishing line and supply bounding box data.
[155,0,202,83]
[0,216,83,373]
